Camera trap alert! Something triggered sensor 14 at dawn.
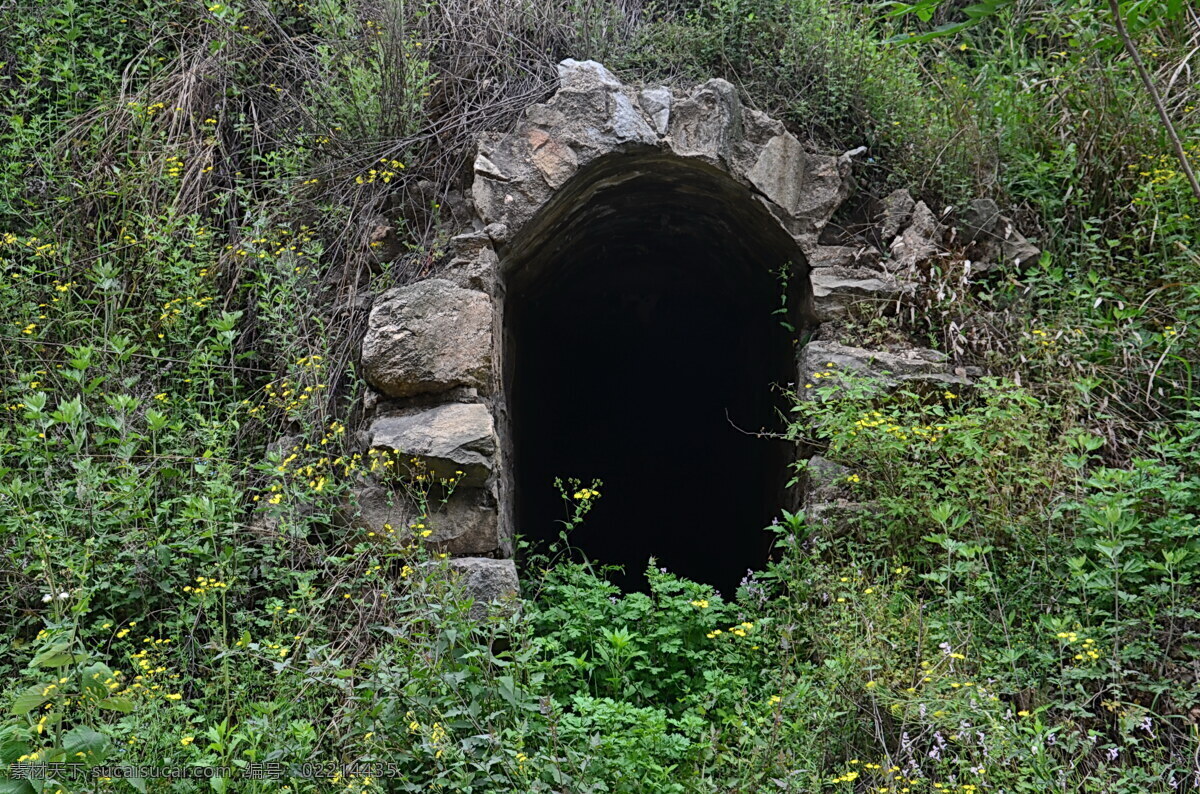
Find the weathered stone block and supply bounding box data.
[746,132,808,216]
[345,484,500,555]
[806,500,874,537]
[446,557,519,619]
[809,267,911,322]
[639,86,672,136]
[441,246,498,294]
[527,127,578,189]
[888,200,942,272]
[798,340,969,392]
[878,188,915,244]
[368,403,496,488]
[361,279,493,398]
[959,198,1041,272]
[667,78,742,163]
[792,153,855,235]
[803,454,850,504]
[807,244,881,270]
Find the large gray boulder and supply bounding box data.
[368,403,496,488]
[361,279,493,398]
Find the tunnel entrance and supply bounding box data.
[502,152,806,594]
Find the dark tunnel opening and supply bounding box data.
[502,153,806,594]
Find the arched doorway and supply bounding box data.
[501,151,806,593]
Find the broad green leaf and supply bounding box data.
[11,683,57,715]
[64,726,110,761]
[32,645,88,668]
[0,739,31,765]
[98,697,135,713]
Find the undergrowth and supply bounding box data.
[1,0,1199,790]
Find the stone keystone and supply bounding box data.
[361,279,493,398]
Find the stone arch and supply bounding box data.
[470,59,860,591]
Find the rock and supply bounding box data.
[556,57,622,90]
[484,223,509,245]
[361,389,380,419]
[746,132,808,216]
[805,500,873,536]
[350,430,371,453]
[361,279,493,398]
[809,267,911,322]
[803,454,850,503]
[888,200,942,272]
[441,187,474,227]
[959,198,1040,272]
[469,59,861,241]
[535,60,660,154]
[995,229,1040,271]
[666,78,742,163]
[878,188,915,244]
[445,557,519,619]
[473,151,509,182]
[798,340,970,391]
[743,131,856,235]
[639,86,672,136]
[471,131,554,230]
[366,221,403,263]
[368,403,497,488]
[791,153,855,236]
[611,90,655,144]
[961,198,1001,245]
[441,246,498,294]
[448,229,493,259]
[732,110,789,178]
[527,126,579,190]
[344,484,500,555]
[807,244,881,270]
[472,61,658,229]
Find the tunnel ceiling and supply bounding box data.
[502,152,806,304]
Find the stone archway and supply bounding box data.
[352,60,1000,604]
[472,60,857,591]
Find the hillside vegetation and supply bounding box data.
[2,0,1199,791]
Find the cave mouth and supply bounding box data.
[502,151,807,594]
